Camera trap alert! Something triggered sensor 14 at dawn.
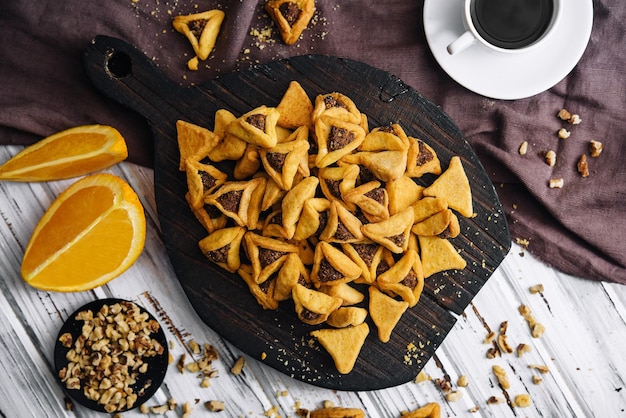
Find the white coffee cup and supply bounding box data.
[447,0,562,55]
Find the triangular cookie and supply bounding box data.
[314,115,365,168]
[343,180,390,223]
[311,241,362,287]
[310,322,370,374]
[176,120,220,170]
[422,156,473,218]
[265,0,315,45]
[198,226,245,273]
[276,81,314,129]
[386,175,424,215]
[319,201,364,243]
[418,235,467,278]
[377,250,424,307]
[406,136,442,178]
[184,159,227,209]
[368,286,408,343]
[243,232,298,284]
[172,9,225,60]
[237,264,279,310]
[292,284,342,325]
[340,150,407,182]
[259,133,310,190]
[361,207,414,254]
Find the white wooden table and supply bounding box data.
[1,149,625,417]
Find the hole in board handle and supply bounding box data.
[106,50,132,78]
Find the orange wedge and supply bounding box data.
[0,125,128,181]
[21,173,146,292]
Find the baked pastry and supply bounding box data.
[319,282,365,306]
[184,159,227,209]
[406,136,442,178]
[176,120,220,170]
[359,124,410,152]
[340,150,407,183]
[411,209,454,237]
[311,241,362,287]
[243,232,299,284]
[418,235,467,278]
[280,175,319,239]
[226,105,280,149]
[343,180,390,223]
[342,241,384,284]
[422,156,473,218]
[293,197,330,241]
[314,115,365,168]
[237,264,279,310]
[368,286,408,343]
[312,92,362,125]
[386,175,424,215]
[186,192,227,234]
[205,177,265,228]
[233,143,261,180]
[318,164,359,208]
[361,207,414,254]
[274,253,309,301]
[326,306,368,328]
[172,9,225,60]
[310,322,369,374]
[264,0,316,45]
[292,283,342,325]
[276,80,314,129]
[319,201,364,243]
[411,196,448,223]
[198,226,245,273]
[259,132,310,190]
[377,249,424,307]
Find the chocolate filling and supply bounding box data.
[189,19,207,38]
[400,270,418,290]
[279,2,301,25]
[376,258,391,277]
[323,95,348,110]
[259,278,272,294]
[204,203,223,219]
[324,179,342,199]
[246,114,266,131]
[357,165,376,185]
[206,244,229,264]
[300,309,322,321]
[317,258,342,282]
[378,125,395,133]
[352,243,378,266]
[415,140,434,166]
[334,221,354,241]
[364,188,385,204]
[266,152,286,172]
[269,212,283,225]
[388,232,405,247]
[328,126,355,151]
[199,170,217,192]
[315,211,329,236]
[258,248,286,267]
[217,190,243,213]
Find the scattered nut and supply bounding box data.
[549,178,564,189]
[529,364,550,374]
[516,343,532,357]
[577,154,589,177]
[569,114,582,124]
[497,333,514,355]
[205,400,225,412]
[531,323,546,338]
[308,407,365,418]
[557,128,571,139]
[435,377,452,393]
[518,141,528,155]
[484,331,496,344]
[151,404,170,414]
[445,390,463,402]
[177,354,187,373]
[514,394,532,408]
[231,356,246,375]
[532,375,544,385]
[590,140,603,157]
[469,406,480,413]
[492,365,510,390]
[189,339,201,354]
[557,109,572,121]
[545,150,557,167]
[487,396,505,404]
[457,375,469,387]
[529,284,544,294]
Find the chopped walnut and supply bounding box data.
[484,331,496,344]
[518,141,528,155]
[569,114,582,124]
[487,396,505,404]
[577,154,589,177]
[532,375,543,385]
[492,365,510,390]
[514,394,532,408]
[177,354,186,373]
[557,108,572,121]
[497,333,514,355]
[531,323,546,338]
[457,375,469,387]
[189,339,201,354]
[435,377,452,393]
[205,400,225,412]
[549,178,564,189]
[516,343,532,357]
[590,140,603,157]
[529,284,544,294]
[446,390,463,402]
[529,364,550,374]
[469,406,480,413]
[545,150,557,167]
[231,356,246,375]
[557,128,571,139]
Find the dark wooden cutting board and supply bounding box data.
[83,35,510,391]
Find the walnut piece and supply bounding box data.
[529,284,544,294]
[557,128,571,139]
[549,178,564,189]
[518,141,528,155]
[545,150,557,167]
[590,140,603,157]
[514,394,532,408]
[492,365,510,389]
[205,400,225,412]
[577,154,589,177]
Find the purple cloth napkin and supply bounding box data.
[1,0,624,284]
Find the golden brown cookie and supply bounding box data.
[172,9,225,60]
[368,286,409,343]
[264,0,316,45]
[176,120,220,170]
[422,156,473,218]
[319,201,364,243]
[311,241,362,287]
[274,253,309,301]
[419,235,467,278]
[340,150,407,183]
[259,133,310,190]
[359,124,410,152]
[326,306,368,328]
[386,175,424,215]
[343,180,390,223]
[276,80,314,128]
[186,192,227,234]
[280,175,319,239]
[341,241,384,284]
[377,249,424,307]
[406,136,442,178]
[184,159,227,209]
[237,264,279,310]
[226,105,280,149]
[293,198,330,241]
[198,226,245,273]
[244,232,299,284]
[310,322,369,374]
[292,283,342,325]
[314,115,365,168]
[361,207,414,254]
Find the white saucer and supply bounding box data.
[423,0,593,100]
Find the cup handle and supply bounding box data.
[447,31,476,55]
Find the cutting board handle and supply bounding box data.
[82,35,185,133]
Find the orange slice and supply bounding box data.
[21,173,146,291]
[0,125,128,182]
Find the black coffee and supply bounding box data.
[471,0,554,49]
